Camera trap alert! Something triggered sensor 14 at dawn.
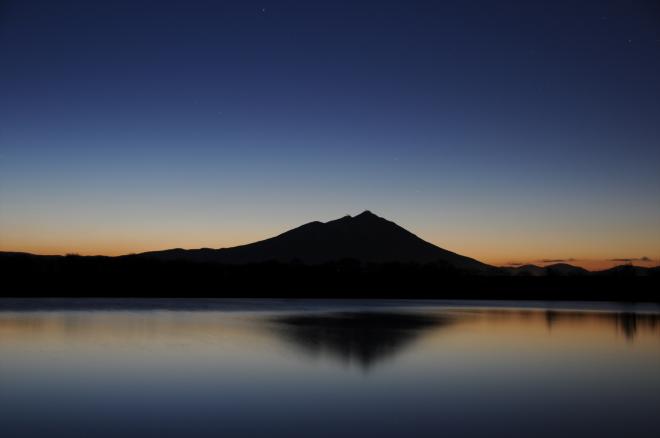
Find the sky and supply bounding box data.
[1,0,659,269]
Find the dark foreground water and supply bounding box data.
[1,299,659,438]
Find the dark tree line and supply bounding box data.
[1,253,658,301]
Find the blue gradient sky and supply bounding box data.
[1,0,659,268]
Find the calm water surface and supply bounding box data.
[1,299,659,438]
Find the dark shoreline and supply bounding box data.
[3,276,658,302]
[2,298,660,313]
[4,279,659,301]
[3,254,658,302]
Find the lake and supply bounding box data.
[1,299,659,438]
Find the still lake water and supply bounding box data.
[1,299,659,438]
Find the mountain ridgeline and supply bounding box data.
[1,211,658,300]
[140,211,490,271]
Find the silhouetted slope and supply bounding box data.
[545,263,589,276]
[506,264,547,276]
[140,211,491,271]
[595,264,658,277]
[505,263,590,276]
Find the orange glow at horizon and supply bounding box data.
[1,207,658,271]
[1,234,656,272]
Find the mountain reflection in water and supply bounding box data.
[270,311,451,370]
[267,309,660,370]
[1,301,660,438]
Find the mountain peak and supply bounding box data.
[354,210,379,220]
[140,211,490,271]
[327,210,383,226]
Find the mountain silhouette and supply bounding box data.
[506,264,547,276]
[545,263,589,276]
[140,210,491,271]
[505,263,588,276]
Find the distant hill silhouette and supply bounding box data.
[1,211,659,301]
[505,263,589,277]
[545,263,589,276]
[595,264,658,277]
[506,264,547,276]
[140,211,491,271]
